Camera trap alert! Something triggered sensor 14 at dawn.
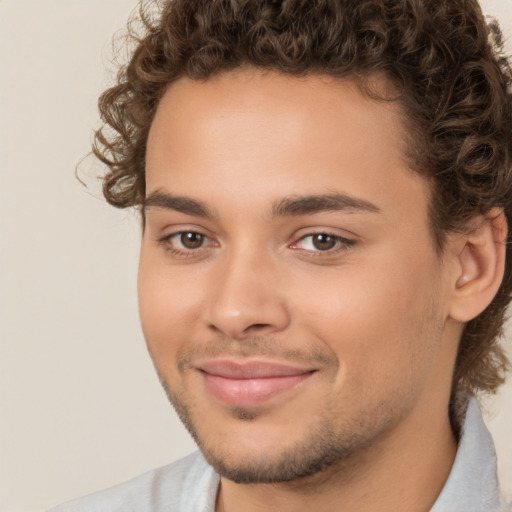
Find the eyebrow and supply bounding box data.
[144,191,215,218]
[270,193,380,217]
[143,191,380,219]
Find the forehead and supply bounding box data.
[149,69,406,157]
[145,69,429,224]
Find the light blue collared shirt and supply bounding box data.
[48,399,508,512]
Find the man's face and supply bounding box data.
[139,70,459,483]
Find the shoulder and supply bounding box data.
[46,451,219,512]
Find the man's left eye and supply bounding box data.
[293,233,353,252]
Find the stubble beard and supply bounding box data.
[148,326,441,486]
[158,371,400,485]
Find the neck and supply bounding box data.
[215,401,457,512]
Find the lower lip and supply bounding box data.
[201,372,314,407]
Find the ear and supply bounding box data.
[448,208,507,322]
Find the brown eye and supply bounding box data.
[180,232,205,249]
[311,234,337,251]
[291,232,355,255]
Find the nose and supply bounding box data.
[204,247,290,340]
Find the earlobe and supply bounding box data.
[449,208,507,322]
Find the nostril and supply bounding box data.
[248,323,271,330]
[241,323,275,336]
[240,323,273,335]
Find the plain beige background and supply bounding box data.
[1,1,511,511]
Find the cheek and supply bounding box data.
[137,254,203,364]
[293,251,443,385]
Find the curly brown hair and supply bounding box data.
[93,0,512,401]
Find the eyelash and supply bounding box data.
[157,231,356,258]
[290,232,356,256]
[158,231,215,257]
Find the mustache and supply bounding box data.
[176,336,337,373]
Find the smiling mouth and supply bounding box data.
[195,360,317,407]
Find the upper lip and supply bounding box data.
[194,359,316,379]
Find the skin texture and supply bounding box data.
[138,69,505,512]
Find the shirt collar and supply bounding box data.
[431,398,505,511]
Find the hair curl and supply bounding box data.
[93,0,512,401]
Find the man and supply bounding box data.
[49,0,512,510]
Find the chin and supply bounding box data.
[196,422,367,484]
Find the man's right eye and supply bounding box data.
[176,231,206,249]
[159,231,212,253]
